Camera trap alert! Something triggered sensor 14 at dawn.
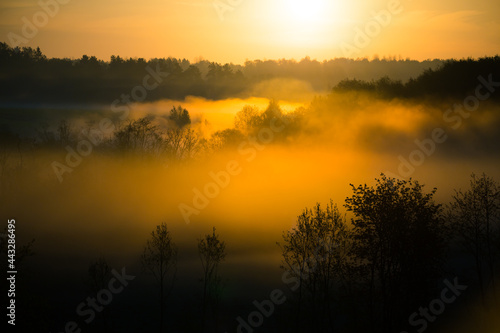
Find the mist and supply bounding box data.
[4,88,500,261]
[2,55,500,332]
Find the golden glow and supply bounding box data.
[286,0,326,23]
[128,96,308,135]
[11,97,500,258]
[0,0,498,65]
[258,0,350,47]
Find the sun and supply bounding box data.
[286,0,325,22]
[257,0,349,48]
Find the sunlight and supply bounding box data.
[260,0,350,47]
[286,0,325,22]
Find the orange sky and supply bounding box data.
[1,0,499,63]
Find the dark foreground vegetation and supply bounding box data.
[2,172,499,333]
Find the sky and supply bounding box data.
[0,0,499,64]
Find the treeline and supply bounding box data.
[10,173,498,332]
[334,56,500,101]
[0,101,302,188]
[274,173,500,333]
[137,173,500,333]
[0,42,443,104]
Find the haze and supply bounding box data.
[1,0,499,62]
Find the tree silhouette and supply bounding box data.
[208,129,246,150]
[142,222,177,333]
[278,201,352,332]
[345,174,446,332]
[87,257,112,330]
[114,117,164,158]
[449,173,500,304]
[198,227,226,332]
[234,105,261,135]
[112,116,199,163]
[4,42,500,105]
[88,257,112,293]
[333,56,500,101]
[163,127,199,162]
[169,106,191,128]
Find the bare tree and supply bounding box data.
[278,201,351,333]
[114,117,164,158]
[87,257,112,328]
[198,227,226,332]
[142,223,177,333]
[164,128,199,161]
[449,173,500,303]
[57,119,72,146]
[88,257,112,292]
[234,105,261,135]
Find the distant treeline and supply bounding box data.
[334,56,500,101]
[0,42,443,104]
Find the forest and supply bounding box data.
[0,42,446,103]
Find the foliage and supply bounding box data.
[333,56,500,101]
[345,174,446,332]
[278,201,352,331]
[113,116,199,161]
[169,105,191,128]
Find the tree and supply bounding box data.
[163,127,199,161]
[57,119,73,146]
[234,101,289,137]
[234,105,261,135]
[88,257,112,293]
[114,117,164,157]
[142,223,178,333]
[278,201,352,332]
[209,129,245,150]
[344,174,446,332]
[87,257,112,329]
[169,105,191,128]
[449,173,500,303]
[198,227,226,332]
[260,100,283,126]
